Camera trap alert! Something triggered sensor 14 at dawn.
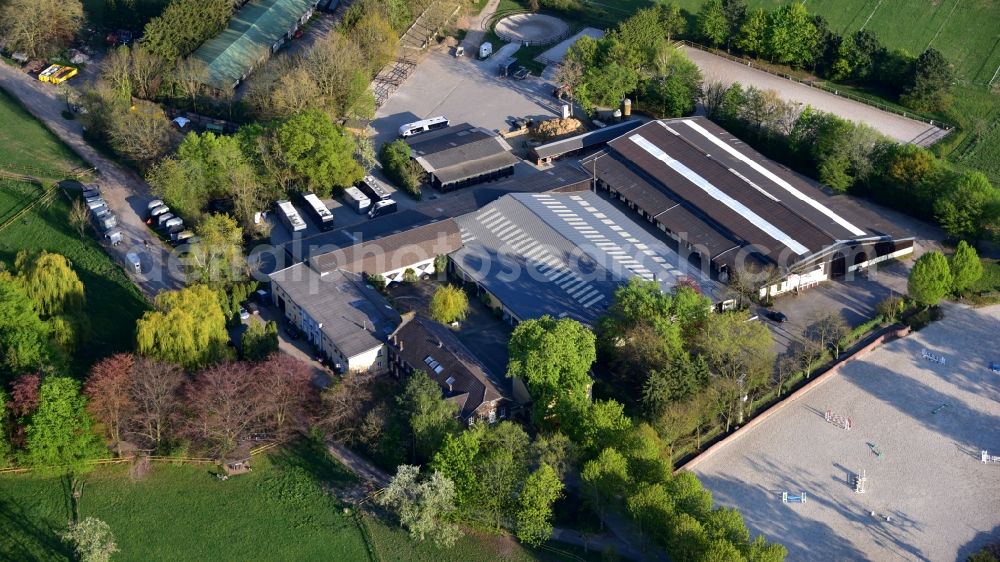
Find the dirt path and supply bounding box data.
[681,46,947,146]
[0,62,183,298]
[459,0,501,52]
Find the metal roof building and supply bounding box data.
[530,119,644,164]
[406,123,520,192]
[269,266,400,373]
[190,0,315,90]
[581,118,913,296]
[452,191,726,326]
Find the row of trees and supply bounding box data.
[559,6,700,116]
[501,313,785,560]
[705,82,1000,243]
[695,0,954,112]
[139,0,234,62]
[0,252,90,381]
[907,242,985,306]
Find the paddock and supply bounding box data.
[690,303,1000,561]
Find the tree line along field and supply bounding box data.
[0,445,598,562]
[666,0,1000,84]
[0,91,148,373]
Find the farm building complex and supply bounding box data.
[580,117,914,298]
[191,0,316,90]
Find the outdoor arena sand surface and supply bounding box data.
[692,304,1000,561]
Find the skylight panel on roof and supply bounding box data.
[629,133,811,256]
[680,119,866,237]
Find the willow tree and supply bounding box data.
[15,251,84,318]
[136,285,230,369]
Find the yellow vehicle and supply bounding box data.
[49,66,78,84]
[38,64,62,82]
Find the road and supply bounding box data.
[681,46,947,146]
[0,62,184,298]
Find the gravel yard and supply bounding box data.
[692,303,1000,561]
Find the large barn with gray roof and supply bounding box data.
[580,117,914,298]
[452,191,726,326]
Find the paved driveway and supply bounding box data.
[682,46,945,146]
[372,48,563,148]
[0,63,183,297]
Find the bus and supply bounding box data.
[368,199,398,219]
[300,192,334,231]
[398,116,449,138]
[49,66,78,84]
[358,175,392,202]
[342,187,371,214]
[275,200,307,233]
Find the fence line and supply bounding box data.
[675,39,955,132]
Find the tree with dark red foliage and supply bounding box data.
[129,357,185,450]
[84,353,136,449]
[254,354,315,435]
[183,362,268,457]
[8,374,41,419]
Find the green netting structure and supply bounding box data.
[191,0,314,90]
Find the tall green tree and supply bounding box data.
[697,311,774,431]
[736,8,768,55]
[276,110,364,195]
[190,214,246,289]
[765,3,817,67]
[507,316,595,427]
[136,285,230,369]
[398,371,459,462]
[581,447,629,524]
[0,277,51,377]
[907,251,952,306]
[516,464,564,546]
[241,318,278,361]
[23,377,105,473]
[949,241,983,293]
[0,391,11,468]
[14,251,85,318]
[935,172,999,242]
[696,0,729,47]
[902,48,954,112]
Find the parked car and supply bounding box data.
[765,310,788,323]
[239,306,250,321]
[285,324,300,340]
[513,66,529,80]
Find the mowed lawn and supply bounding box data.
[0,90,85,180]
[0,453,368,561]
[0,441,599,562]
[667,0,1000,84]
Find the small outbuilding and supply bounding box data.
[406,123,519,192]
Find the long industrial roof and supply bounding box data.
[452,191,725,325]
[190,0,313,90]
[582,117,904,271]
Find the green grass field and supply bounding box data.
[0,90,86,181]
[0,441,600,562]
[0,90,147,373]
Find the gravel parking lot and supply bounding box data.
[372,48,563,147]
[692,303,1000,561]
